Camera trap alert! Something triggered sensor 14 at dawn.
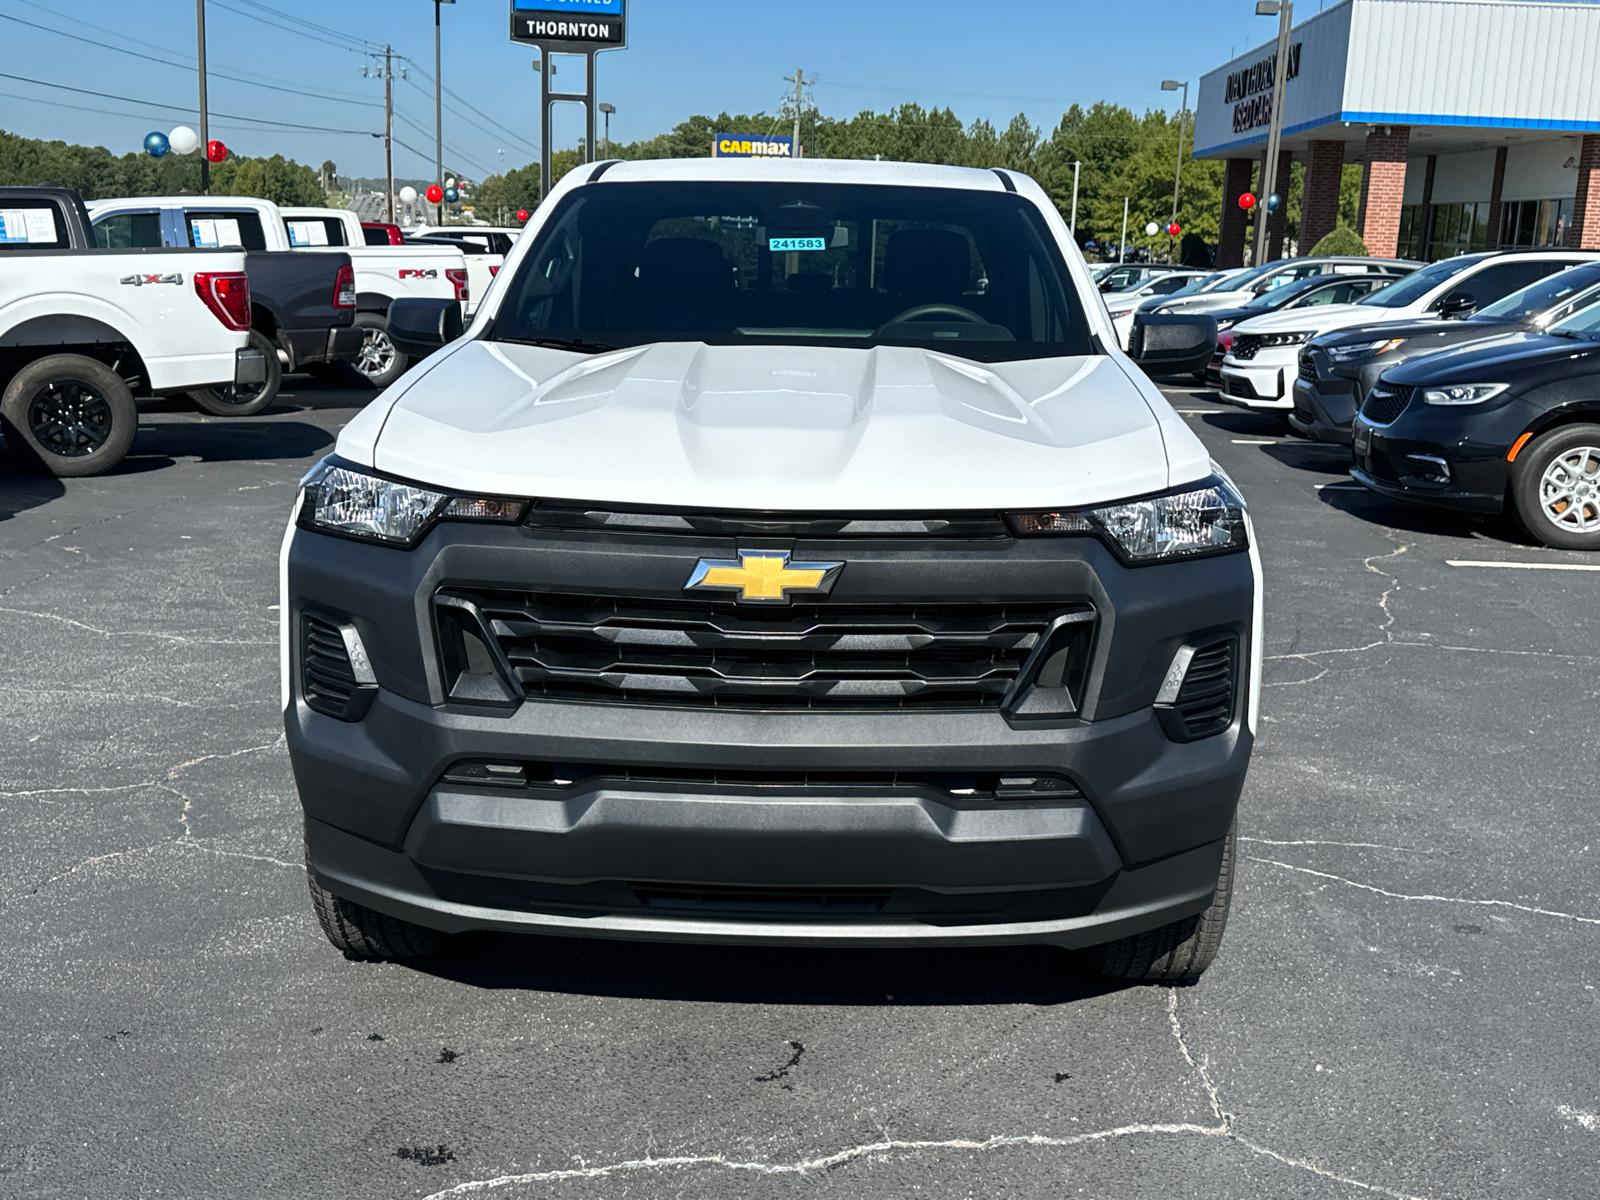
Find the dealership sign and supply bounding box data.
[510,0,625,47]
[1228,42,1302,133]
[713,134,794,159]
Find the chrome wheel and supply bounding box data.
[356,328,397,380]
[27,381,113,457]
[1538,445,1600,534]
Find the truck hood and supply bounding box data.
[1233,303,1406,337]
[359,340,1187,511]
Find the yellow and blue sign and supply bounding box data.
[714,134,795,159]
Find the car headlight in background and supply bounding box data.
[1420,382,1509,406]
[1327,337,1407,362]
[1011,475,1248,564]
[1257,331,1312,348]
[298,457,527,546]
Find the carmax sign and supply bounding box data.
[713,134,794,158]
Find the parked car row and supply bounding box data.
[1128,250,1600,550]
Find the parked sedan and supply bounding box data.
[1351,297,1600,549]
[1291,262,1600,444]
[1093,263,1178,293]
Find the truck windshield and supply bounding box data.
[488,182,1094,361]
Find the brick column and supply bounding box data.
[1416,154,1437,258]
[1485,147,1508,250]
[1358,126,1410,259]
[1566,134,1600,250]
[1267,148,1293,259]
[1216,157,1255,268]
[1299,139,1344,252]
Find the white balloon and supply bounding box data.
[399,186,418,204]
[445,177,456,188]
[1145,222,1160,236]
[169,125,199,155]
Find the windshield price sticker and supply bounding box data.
[769,237,827,252]
[191,218,243,249]
[0,208,57,243]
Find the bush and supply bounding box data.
[1309,224,1369,257]
[1178,232,1212,268]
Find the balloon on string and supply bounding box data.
[426,184,444,204]
[1238,192,1256,210]
[1168,222,1181,236]
[516,209,529,223]
[445,177,456,189]
[144,131,170,158]
[443,187,459,203]
[169,126,199,155]
[1144,221,1159,236]
[1266,193,1282,212]
[206,140,228,163]
[399,186,418,205]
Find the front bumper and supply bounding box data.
[285,518,1258,947]
[1219,357,1293,408]
[1351,399,1533,513]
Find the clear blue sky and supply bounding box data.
[2,0,1314,181]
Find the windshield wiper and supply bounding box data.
[499,336,618,354]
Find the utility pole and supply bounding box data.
[1162,79,1189,262]
[1068,161,1082,236]
[365,49,399,221]
[1253,0,1294,265]
[784,67,810,158]
[196,0,210,193]
[433,1,453,226]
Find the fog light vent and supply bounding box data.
[1154,636,1238,743]
[300,612,378,721]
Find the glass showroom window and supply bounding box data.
[1499,199,1569,249]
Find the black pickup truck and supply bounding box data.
[86,195,360,415]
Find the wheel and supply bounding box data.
[345,312,409,389]
[1090,819,1235,983]
[189,329,282,417]
[1510,423,1600,550]
[0,354,138,478]
[306,846,447,960]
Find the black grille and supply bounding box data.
[1361,384,1413,425]
[1158,637,1238,742]
[1298,351,1318,382]
[300,613,371,720]
[437,589,1089,711]
[1293,387,1316,423]
[525,501,1007,539]
[1230,333,1263,360]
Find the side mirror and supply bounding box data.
[1436,293,1476,319]
[387,297,463,358]
[1127,311,1218,378]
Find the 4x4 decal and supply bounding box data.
[120,273,184,286]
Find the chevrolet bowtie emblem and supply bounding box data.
[685,550,843,605]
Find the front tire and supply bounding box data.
[306,849,447,960]
[1090,819,1235,983]
[1511,423,1600,550]
[346,312,409,389]
[190,329,283,417]
[0,353,138,477]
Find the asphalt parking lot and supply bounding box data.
[2,374,1597,1200]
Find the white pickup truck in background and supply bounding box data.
[1,186,260,477]
[278,206,468,387]
[406,225,520,322]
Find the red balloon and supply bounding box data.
[1167,222,1181,236]
[1238,192,1256,210]
[515,209,530,223]
[206,140,227,163]
[426,184,444,204]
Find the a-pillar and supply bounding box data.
[1266,148,1293,259]
[1485,147,1508,251]
[1299,140,1344,252]
[1216,158,1255,268]
[1565,134,1600,249]
[1358,126,1410,258]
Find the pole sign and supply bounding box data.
[713,134,795,159]
[510,0,625,49]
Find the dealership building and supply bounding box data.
[1193,0,1600,264]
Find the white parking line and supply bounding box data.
[1231,439,1279,445]
[1446,560,1600,572]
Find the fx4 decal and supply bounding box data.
[398,268,438,279]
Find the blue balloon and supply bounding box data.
[443,187,459,203]
[144,131,170,158]
[1266,193,1282,212]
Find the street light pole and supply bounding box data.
[433,0,454,227]
[1253,0,1294,265]
[598,102,615,156]
[1068,160,1082,236]
[1162,79,1189,262]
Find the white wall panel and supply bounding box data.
[1502,137,1583,200]
[1429,149,1497,203]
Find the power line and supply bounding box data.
[0,11,382,110]
[397,76,538,165]
[229,0,379,51]
[398,60,540,159]
[0,70,375,135]
[207,0,375,54]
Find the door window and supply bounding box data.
[1442,260,1572,311]
[92,211,164,249]
[0,200,70,250]
[185,210,267,250]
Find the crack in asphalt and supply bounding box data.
[1239,837,1440,856]
[0,604,274,645]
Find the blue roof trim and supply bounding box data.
[1194,112,1344,158]
[1199,109,1600,157]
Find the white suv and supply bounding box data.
[1220,250,1600,410]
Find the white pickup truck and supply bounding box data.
[279,206,468,387]
[1,186,260,477]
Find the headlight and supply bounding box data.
[1420,383,1509,406]
[1010,475,1248,564]
[298,457,527,546]
[1215,318,1236,332]
[1258,331,1311,348]
[1327,337,1407,362]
